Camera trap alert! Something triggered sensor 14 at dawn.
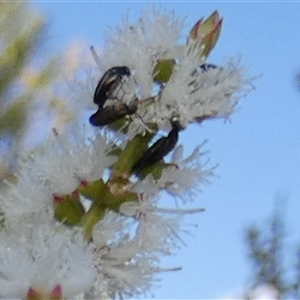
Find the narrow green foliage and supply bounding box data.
[0,98,29,134]
[0,18,42,96]
[0,1,63,180]
[245,200,300,298]
[27,57,61,89]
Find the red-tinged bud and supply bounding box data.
[53,195,64,204]
[50,284,63,300]
[188,11,223,58]
[26,285,63,300]
[27,288,40,300]
[80,180,89,187]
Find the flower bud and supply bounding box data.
[26,285,63,300]
[188,10,223,58]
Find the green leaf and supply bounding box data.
[78,179,106,201]
[54,194,85,226]
[153,59,176,83]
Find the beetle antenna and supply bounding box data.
[132,97,156,133]
[134,112,155,133]
[132,98,157,132]
[90,46,102,69]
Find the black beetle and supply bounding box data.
[89,101,138,127]
[132,119,182,174]
[93,66,131,109]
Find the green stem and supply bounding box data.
[112,132,153,176]
[80,203,106,240]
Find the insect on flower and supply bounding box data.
[89,95,155,127]
[93,66,131,109]
[89,101,138,126]
[199,63,217,72]
[132,119,182,174]
[90,64,135,127]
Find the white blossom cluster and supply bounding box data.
[0,7,252,299]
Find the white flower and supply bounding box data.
[157,143,213,202]
[32,123,116,194]
[0,222,96,298]
[0,123,117,221]
[92,209,185,298]
[0,166,54,220]
[50,123,117,183]
[130,143,213,203]
[98,7,184,99]
[158,57,249,127]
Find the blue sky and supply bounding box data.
[33,2,300,299]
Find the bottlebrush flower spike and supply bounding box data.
[0,6,253,300]
[188,10,223,58]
